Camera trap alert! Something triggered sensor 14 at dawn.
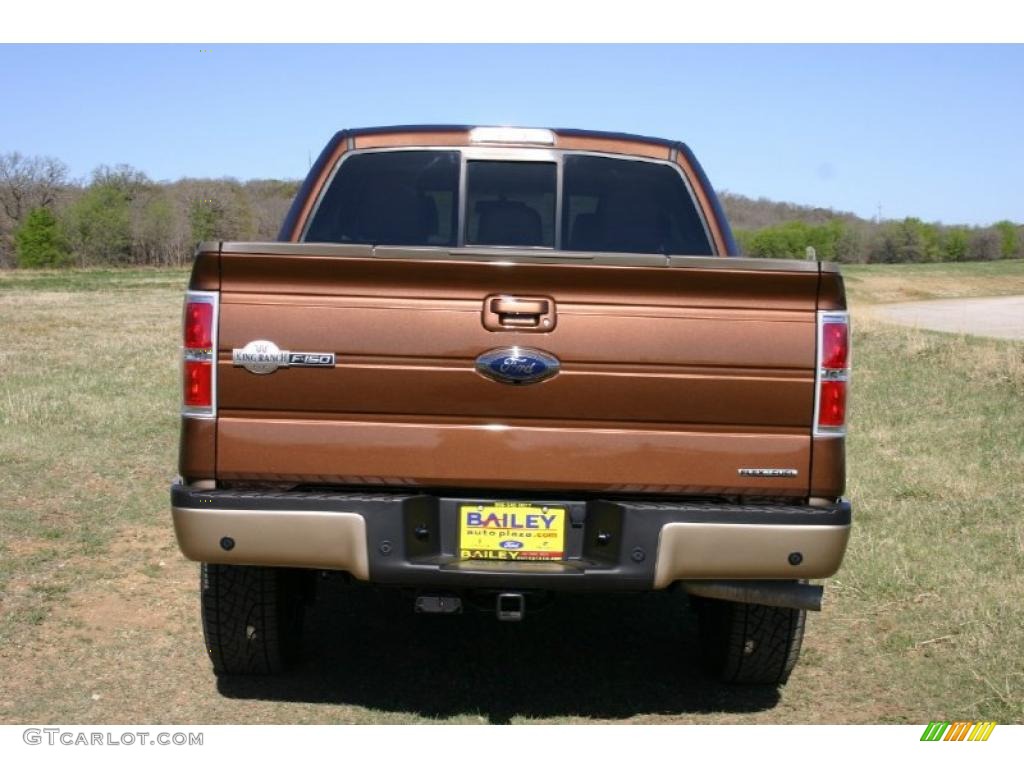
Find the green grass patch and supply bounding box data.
[834,315,1024,721]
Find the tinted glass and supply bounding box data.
[561,155,712,255]
[306,151,459,246]
[466,161,556,247]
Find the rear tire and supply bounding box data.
[694,597,806,685]
[200,563,308,676]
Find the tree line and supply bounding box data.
[1,152,1019,268]
[0,152,297,268]
[721,193,1021,263]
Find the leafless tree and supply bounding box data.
[720,191,860,231]
[0,152,69,223]
[967,228,1002,261]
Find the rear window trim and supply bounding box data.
[300,146,715,255]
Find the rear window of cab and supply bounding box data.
[304,150,713,256]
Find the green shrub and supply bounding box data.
[14,207,72,268]
[994,220,1020,259]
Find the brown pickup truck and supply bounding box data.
[172,125,851,686]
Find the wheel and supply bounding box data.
[200,563,309,676]
[693,596,806,685]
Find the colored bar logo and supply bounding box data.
[920,721,997,741]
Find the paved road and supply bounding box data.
[874,295,1024,340]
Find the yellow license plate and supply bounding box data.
[458,503,566,561]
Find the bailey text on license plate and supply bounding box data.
[459,503,566,560]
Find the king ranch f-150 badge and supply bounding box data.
[231,340,335,374]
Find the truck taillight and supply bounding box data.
[817,380,846,428]
[814,312,850,436]
[184,361,213,406]
[821,321,849,370]
[185,301,214,348]
[182,291,218,418]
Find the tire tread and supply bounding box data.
[696,597,806,685]
[201,563,298,676]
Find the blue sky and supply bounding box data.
[0,44,1021,225]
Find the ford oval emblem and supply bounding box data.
[499,540,524,550]
[475,346,560,386]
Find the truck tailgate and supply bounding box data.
[210,244,828,496]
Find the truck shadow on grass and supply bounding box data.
[216,577,781,722]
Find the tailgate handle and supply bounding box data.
[485,296,556,330]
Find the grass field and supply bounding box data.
[842,259,1024,304]
[1,261,1022,724]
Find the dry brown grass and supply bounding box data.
[843,259,1024,304]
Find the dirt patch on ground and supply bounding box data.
[0,525,201,721]
[54,526,190,637]
[1,537,59,558]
